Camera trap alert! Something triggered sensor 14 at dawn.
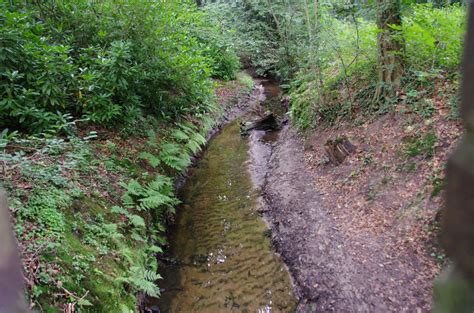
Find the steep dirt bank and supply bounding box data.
[249,105,462,312]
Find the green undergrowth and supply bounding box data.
[0,0,240,135]
[289,3,465,130]
[0,75,254,312]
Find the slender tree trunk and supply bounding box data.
[375,0,404,101]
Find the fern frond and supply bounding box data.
[138,152,161,168]
[179,121,198,133]
[118,246,133,263]
[146,175,168,192]
[185,131,207,154]
[147,245,163,254]
[159,142,181,154]
[121,179,143,196]
[171,129,189,141]
[139,279,160,297]
[129,214,146,228]
[158,142,192,171]
[146,130,158,148]
[130,230,145,242]
[159,153,191,171]
[143,269,162,281]
[139,194,172,210]
[200,115,215,132]
[122,193,135,209]
[120,304,134,313]
[155,234,166,244]
[103,223,124,239]
[111,205,129,216]
[186,140,201,154]
[190,132,206,146]
[118,266,162,297]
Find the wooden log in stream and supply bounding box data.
[240,112,280,136]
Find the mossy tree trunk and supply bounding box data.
[375,0,404,101]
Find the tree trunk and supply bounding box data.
[375,0,404,101]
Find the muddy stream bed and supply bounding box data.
[149,81,297,312]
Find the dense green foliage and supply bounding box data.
[204,1,466,129]
[1,74,253,311]
[0,0,468,310]
[0,0,239,135]
[0,0,249,311]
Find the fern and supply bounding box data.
[159,142,191,171]
[186,139,201,154]
[119,176,179,213]
[159,142,181,155]
[130,230,146,242]
[129,214,145,228]
[170,129,189,141]
[119,304,134,313]
[186,131,207,154]
[170,122,208,155]
[120,179,142,196]
[161,153,191,171]
[111,206,146,229]
[146,175,168,191]
[139,195,169,210]
[179,121,198,133]
[139,176,180,211]
[103,223,124,239]
[190,131,206,145]
[118,246,133,263]
[121,194,135,209]
[138,151,161,168]
[120,179,143,208]
[147,245,163,254]
[145,130,158,148]
[116,265,162,298]
[111,205,129,215]
[200,115,215,133]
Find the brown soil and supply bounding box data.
[249,102,463,311]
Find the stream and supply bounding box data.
[150,80,297,312]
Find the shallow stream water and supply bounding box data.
[152,81,296,312]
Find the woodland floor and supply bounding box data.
[248,82,463,312]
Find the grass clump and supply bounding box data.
[405,132,437,159]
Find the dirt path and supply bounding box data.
[249,125,433,312]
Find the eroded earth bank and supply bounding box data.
[248,82,443,312]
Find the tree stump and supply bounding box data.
[281,96,290,112]
[324,136,356,165]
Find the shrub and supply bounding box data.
[0,0,239,135]
[290,13,378,130]
[402,4,466,72]
[289,3,466,130]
